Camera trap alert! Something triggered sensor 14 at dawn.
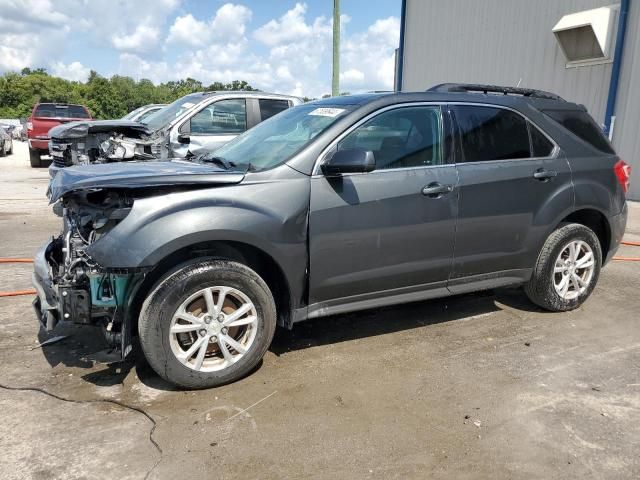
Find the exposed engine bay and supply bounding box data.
[49,121,168,167]
[36,189,139,355]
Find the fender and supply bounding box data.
[87,176,311,308]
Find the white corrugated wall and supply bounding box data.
[402,0,639,199]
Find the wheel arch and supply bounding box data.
[126,240,294,334]
[556,208,611,257]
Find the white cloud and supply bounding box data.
[340,68,365,85]
[341,16,400,92]
[0,0,400,99]
[253,2,315,47]
[112,25,161,54]
[167,3,251,48]
[117,53,170,84]
[50,61,90,82]
[211,3,252,39]
[167,14,209,47]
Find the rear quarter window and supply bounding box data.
[543,109,614,154]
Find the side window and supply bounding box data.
[336,106,443,170]
[452,105,531,162]
[259,99,290,121]
[189,99,246,135]
[529,122,554,157]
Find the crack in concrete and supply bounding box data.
[0,382,163,480]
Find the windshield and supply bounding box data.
[143,93,203,131]
[122,107,145,120]
[122,106,145,120]
[212,104,353,171]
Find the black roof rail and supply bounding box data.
[428,83,565,101]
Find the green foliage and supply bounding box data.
[0,69,257,120]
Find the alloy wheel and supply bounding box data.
[169,286,258,372]
[553,240,595,301]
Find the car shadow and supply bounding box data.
[270,287,543,355]
[36,287,542,390]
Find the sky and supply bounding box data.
[0,0,401,98]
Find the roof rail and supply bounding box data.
[428,83,564,101]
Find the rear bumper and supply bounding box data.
[605,202,628,264]
[28,139,49,150]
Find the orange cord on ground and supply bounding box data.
[0,258,35,296]
[0,289,37,297]
[613,240,640,261]
[0,239,638,297]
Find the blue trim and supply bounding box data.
[396,0,407,91]
[603,0,630,137]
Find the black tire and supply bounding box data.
[29,148,42,167]
[0,143,5,157]
[525,223,602,311]
[138,259,277,389]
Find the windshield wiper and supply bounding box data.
[196,154,236,170]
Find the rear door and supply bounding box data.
[448,104,572,291]
[309,104,458,308]
[176,98,248,156]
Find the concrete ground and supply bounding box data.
[1,140,639,480]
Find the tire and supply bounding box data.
[138,259,277,389]
[0,143,5,157]
[525,223,602,311]
[29,148,42,168]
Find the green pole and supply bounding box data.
[332,0,340,96]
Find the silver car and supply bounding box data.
[48,92,302,170]
[0,124,13,156]
[121,104,166,123]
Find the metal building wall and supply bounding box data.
[401,0,639,199]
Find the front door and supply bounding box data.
[309,105,458,308]
[173,98,249,157]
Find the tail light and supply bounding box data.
[26,121,33,131]
[614,160,631,194]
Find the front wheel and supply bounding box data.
[138,259,277,389]
[525,223,602,311]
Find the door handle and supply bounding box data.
[533,169,557,181]
[422,183,453,197]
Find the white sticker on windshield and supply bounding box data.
[308,107,345,118]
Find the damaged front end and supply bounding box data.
[33,190,144,358]
[49,120,167,169]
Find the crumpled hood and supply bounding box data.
[49,120,153,140]
[48,160,247,203]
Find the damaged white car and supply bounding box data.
[48,91,301,175]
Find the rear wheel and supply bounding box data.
[525,223,601,311]
[138,259,277,389]
[0,142,5,157]
[29,148,42,167]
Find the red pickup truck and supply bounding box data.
[27,103,92,167]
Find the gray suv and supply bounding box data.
[34,84,629,389]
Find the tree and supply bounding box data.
[0,69,260,120]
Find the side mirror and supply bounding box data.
[321,149,376,176]
[177,133,190,144]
